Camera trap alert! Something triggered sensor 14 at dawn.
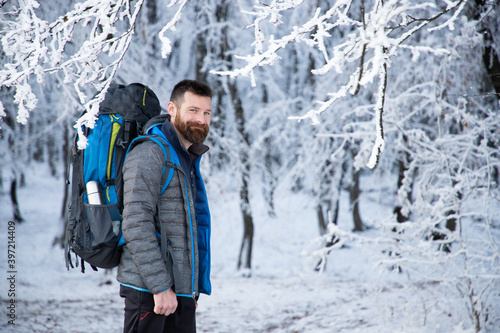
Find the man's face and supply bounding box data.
[169,91,212,145]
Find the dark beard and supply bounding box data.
[175,117,209,145]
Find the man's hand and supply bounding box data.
[153,289,178,316]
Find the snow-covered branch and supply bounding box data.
[2,0,141,125]
[159,0,188,58]
[0,0,187,147]
[210,0,467,168]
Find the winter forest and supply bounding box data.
[1,0,500,332]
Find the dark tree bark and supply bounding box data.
[233,85,254,273]
[395,135,413,223]
[262,87,279,218]
[10,178,23,223]
[315,200,340,272]
[146,0,157,24]
[194,1,230,169]
[316,170,341,235]
[315,142,343,271]
[469,0,500,95]
[350,169,365,232]
[203,0,255,273]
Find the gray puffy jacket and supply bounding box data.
[116,138,200,297]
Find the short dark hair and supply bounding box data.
[170,80,212,108]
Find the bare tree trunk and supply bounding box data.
[208,0,255,273]
[317,204,328,235]
[196,1,229,169]
[233,84,254,274]
[315,145,343,271]
[350,169,365,232]
[317,200,340,234]
[10,178,23,223]
[468,0,500,95]
[262,88,279,218]
[315,199,340,271]
[395,135,413,223]
[146,0,157,24]
[431,187,461,253]
[237,169,254,273]
[316,152,342,234]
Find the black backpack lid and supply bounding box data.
[99,83,161,126]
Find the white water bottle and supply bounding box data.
[86,181,103,205]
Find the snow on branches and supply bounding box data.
[159,0,188,58]
[210,0,466,168]
[0,0,186,148]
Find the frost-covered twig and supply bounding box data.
[0,0,190,149]
[1,0,144,126]
[159,0,188,58]
[367,59,387,169]
[210,0,466,168]
[210,4,342,82]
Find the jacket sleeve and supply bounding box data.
[122,141,172,294]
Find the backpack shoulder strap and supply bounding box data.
[126,123,181,194]
[121,124,182,252]
[148,125,182,194]
[144,126,183,265]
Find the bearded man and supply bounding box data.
[117,80,213,333]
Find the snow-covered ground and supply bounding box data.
[1,166,498,332]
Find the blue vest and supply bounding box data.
[151,125,212,296]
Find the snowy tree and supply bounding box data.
[0,0,80,222]
[209,0,499,330]
[1,0,286,274]
[188,0,282,274]
[213,0,472,166]
[0,0,188,224]
[1,2,499,330]
[0,0,188,145]
[208,2,500,327]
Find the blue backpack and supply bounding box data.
[65,83,179,272]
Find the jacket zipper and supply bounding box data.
[183,175,196,296]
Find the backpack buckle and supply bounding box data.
[116,138,127,149]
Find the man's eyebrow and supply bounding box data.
[187,105,212,112]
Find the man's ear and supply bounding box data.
[167,101,177,119]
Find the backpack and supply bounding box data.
[65,83,174,272]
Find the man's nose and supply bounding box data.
[194,112,206,124]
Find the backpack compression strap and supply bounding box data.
[65,138,83,270]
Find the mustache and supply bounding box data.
[186,121,209,133]
[180,120,209,145]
